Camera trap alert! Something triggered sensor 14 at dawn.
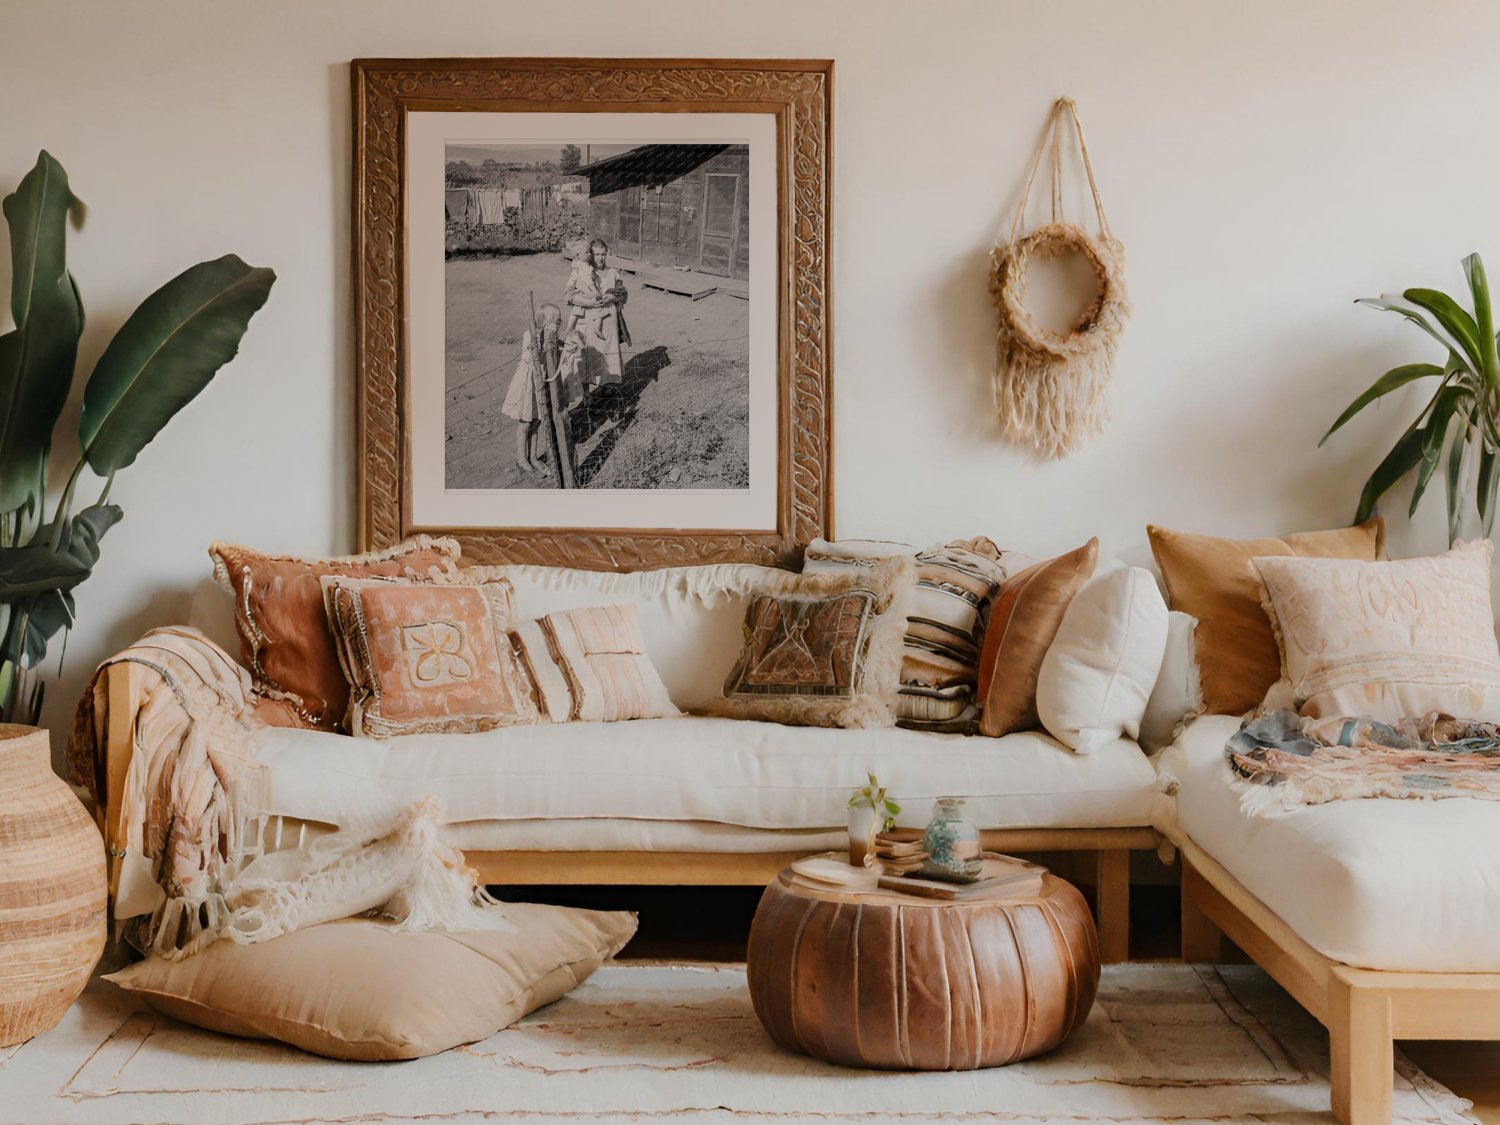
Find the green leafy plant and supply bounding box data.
[847,772,901,832]
[0,151,274,724]
[1323,253,1500,543]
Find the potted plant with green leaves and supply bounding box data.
[1323,252,1500,543]
[0,150,273,1045]
[847,772,901,865]
[0,151,274,725]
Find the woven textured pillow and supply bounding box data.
[210,537,461,729]
[1254,539,1500,722]
[977,539,1098,738]
[510,603,679,723]
[803,537,1024,731]
[105,904,637,1061]
[701,555,915,729]
[1147,519,1385,716]
[322,574,539,738]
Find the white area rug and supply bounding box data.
[0,962,1475,1124]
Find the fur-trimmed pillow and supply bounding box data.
[210,538,461,730]
[698,555,915,729]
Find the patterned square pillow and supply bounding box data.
[211,537,461,730]
[700,555,915,729]
[510,603,679,723]
[322,575,539,738]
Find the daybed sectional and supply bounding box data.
[91,557,1162,965]
[87,528,1500,1125]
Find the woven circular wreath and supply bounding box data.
[991,221,1127,359]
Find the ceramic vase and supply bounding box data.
[0,725,107,1046]
[921,796,983,882]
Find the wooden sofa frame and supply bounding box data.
[1179,835,1500,1125]
[99,661,1156,963]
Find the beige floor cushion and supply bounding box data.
[105,903,637,1060]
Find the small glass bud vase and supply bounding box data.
[921,797,983,882]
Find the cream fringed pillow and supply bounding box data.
[105,905,637,1061]
[322,574,539,737]
[699,555,915,729]
[1254,540,1500,722]
[510,603,680,723]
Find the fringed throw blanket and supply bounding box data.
[1227,708,1500,816]
[70,627,509,959]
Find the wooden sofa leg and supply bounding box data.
[1179,858,1224,963]
[1328,968,1393,1125]
[1094,848,1129,964]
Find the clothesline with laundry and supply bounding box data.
[445,185,575,226]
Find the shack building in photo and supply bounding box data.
[577,143,749,281]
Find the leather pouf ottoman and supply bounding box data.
[747,865,1100,1070]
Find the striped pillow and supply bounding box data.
[511,603,680,723]
[803,538,1025,732]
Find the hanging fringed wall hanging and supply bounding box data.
[991,97,1129,460]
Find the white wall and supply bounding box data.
[2,0,1497,745]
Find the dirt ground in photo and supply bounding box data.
[445,253,749,490]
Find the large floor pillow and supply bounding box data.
[105,903,636,1060]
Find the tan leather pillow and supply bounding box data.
[104,904,637,1061]
[210,537,461,729]
[977,539,1099,737]
[323,575,540,737]
[1147,518,1385,716]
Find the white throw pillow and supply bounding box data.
[1138,611,1202,752]
[1036,564,1169,754]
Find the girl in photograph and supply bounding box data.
[501,301,563,477]
[564,237,631,390]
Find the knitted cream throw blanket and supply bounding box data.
[70,627,509,959]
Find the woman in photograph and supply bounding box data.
[564,237,631,390]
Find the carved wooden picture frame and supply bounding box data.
[352,58,833,569]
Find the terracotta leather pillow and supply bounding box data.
[105,904,637,1061]
[323,575,540,738]
[1147,518,1385,716]
[210,537,461,730]
[977,539,1098,738]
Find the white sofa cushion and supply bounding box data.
[249,717,1158,834]
[1159,714,1500,972]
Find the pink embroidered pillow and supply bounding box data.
[322,575,539,738]
[1254,540,1500,722]
[510,603,679,723]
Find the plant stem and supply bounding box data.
[47,457,86,552]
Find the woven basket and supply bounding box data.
[0,724,106,1046]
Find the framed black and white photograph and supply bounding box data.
[354,58,833,569]
[441,141,752,493]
